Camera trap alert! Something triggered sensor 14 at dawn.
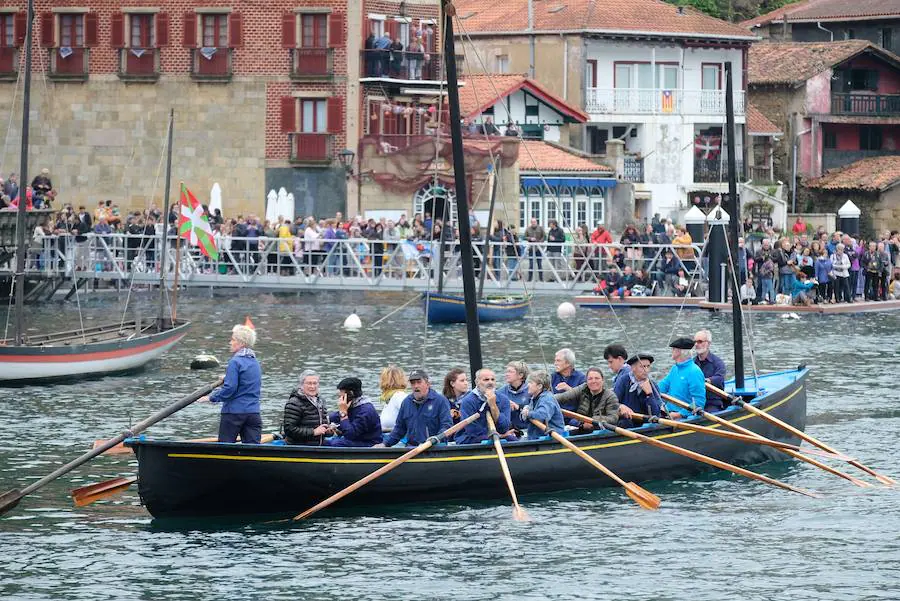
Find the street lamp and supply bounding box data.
[338,149,355,176]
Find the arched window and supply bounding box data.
[413,184,457,224]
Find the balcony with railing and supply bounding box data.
[585,89,745,116]
[290,48,334,80]
[0,47,18,80]
[289,133,334,164]
[694,158,744,183]
[48,48,89,81]
[191,48,233,82]
[831,93,900,116]
[117,48,160,81]
[361,50,459,83]
[623,156,644,183]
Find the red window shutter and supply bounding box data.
[14,11,26,46]
[327,97,343,133]
[39,12,54,47]
[281,96,296,133]
[182,13,196,47]
[85,13,98,47]
[328,13,345,48]
[110,13,124,48]
[156,13,169,47]
[282,12,296,48]
[229,12,242,48]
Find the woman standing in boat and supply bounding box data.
[324,378,383,447]
[200,324,262,444]
[282,369,329,445]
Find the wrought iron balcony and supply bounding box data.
[290,48,334,80]
[586,88,745,116]
[694,157,744,183]
[361,50,460,82]
[190,48,233,82]
[623,156,644,183]
[117,48,160,82]
[831,93,900,115]
[48,47,89,81]
[289,133,334,164]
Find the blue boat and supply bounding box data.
[424,292,531,323]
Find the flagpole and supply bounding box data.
[157,108,174,326]
[172,184,182,321]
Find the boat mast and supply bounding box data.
[157,108,174,326]
[13,0,34,345]
[724,61,745,389]
[443,3,483,376]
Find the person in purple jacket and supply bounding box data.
[324,377,383,447]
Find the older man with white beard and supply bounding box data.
[455,368,513,445]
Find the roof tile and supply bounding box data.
[742,0,900,27]
[456,0,755,40]
[517,140,613,173]
[747,104,783,135]
[458,73,587,122]
[806,155,900,191]
[748,40,876,84]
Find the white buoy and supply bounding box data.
[343,312,362,331]
[557,302,576,319]
[190,354,220,370]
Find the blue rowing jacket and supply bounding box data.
[455,389,511,445]
[695,352,726,405]
[209,349,261,414]
[497,382,530,430]
[383,389,452,447]
[659,357,706,417]
[524,391,566,440]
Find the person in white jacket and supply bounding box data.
[378,365,409,432]
[830,243,852,303]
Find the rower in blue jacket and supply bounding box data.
[692,329,728,412]
[381,369,452,447]
[658,337,707,419]
[520,370,566,439]
[497,360,530,432]
[456,368,512,445]
[616,353,662,427]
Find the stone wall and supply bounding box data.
[0,78,268,216]
[799,187,900,238]
[748,85,805,184]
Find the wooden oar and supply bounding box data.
[294,409,484,521]
[628,411,854,462]
[0,378,223,517]
[72,434,277,507]
[528,418,660,510]
[661,394,871,488]
[486,413,530,521]
[561,409,821,498]
[704,383,895,486]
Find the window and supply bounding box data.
[848,68,879,91]
[585,59,597,88]
[591,190,605,225]
[496,54,509,74]
[524,94,539,117]
[657,64,678,89]
[301,14,327,47]
[860,125,882,150]
[301,99,327,133]
[60,13,84,47]
[844,29,854,40]
[882,28,893,51]
[368,18,385,38]
[614,62,652,88]
[202,13,228,47]
[0,13,13,47]
[396,19,409,49]
[823,131,837,149]
[702,64,721,90]
[130,14,154,48]
[612,126,627,139]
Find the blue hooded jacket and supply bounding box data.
[497,381,530,430]
[659,357,706,417]
[326,399,382,447]
[455,389,510,445]
[209,348,261,414]
[524,390,566,440]
[383,389,452,447]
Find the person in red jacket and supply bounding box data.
[792,216,806,235]
[590,224,612,245]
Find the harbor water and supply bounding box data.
[1,290,899,600]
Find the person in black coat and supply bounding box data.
[282,370,329,445]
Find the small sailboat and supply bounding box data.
[0,4,188,383]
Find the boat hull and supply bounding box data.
[424,292,530,323]
[0,320,191,383]
[129,370,808,519]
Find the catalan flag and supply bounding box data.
[661,90,674,113]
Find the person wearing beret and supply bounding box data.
[658,337,706,420]
[616,353,662,428]
[323,377,383,447]
[379,369,452,447]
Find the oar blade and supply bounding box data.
[624,482,660,510]
[71,476,137,507]
[873,473,897,487]
[0,489,23,516]
[800,447,855,462]
[92,440,132,455]
[512,505,531,522]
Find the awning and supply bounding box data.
[521,176,617,189]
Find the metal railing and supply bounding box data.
[288,133,334,163]
[191,47,233,80]
[290,47,334,79]
[623,156,644,183]
[832,93,900,115]
[117,48,160,80]
[48,47,89,79]
[361,49,455,81]
[3,233,707,295]
[585,88,745,116]
[0,47,18,78]
[694,158,744,183]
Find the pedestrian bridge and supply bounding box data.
[1,233,706,297]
